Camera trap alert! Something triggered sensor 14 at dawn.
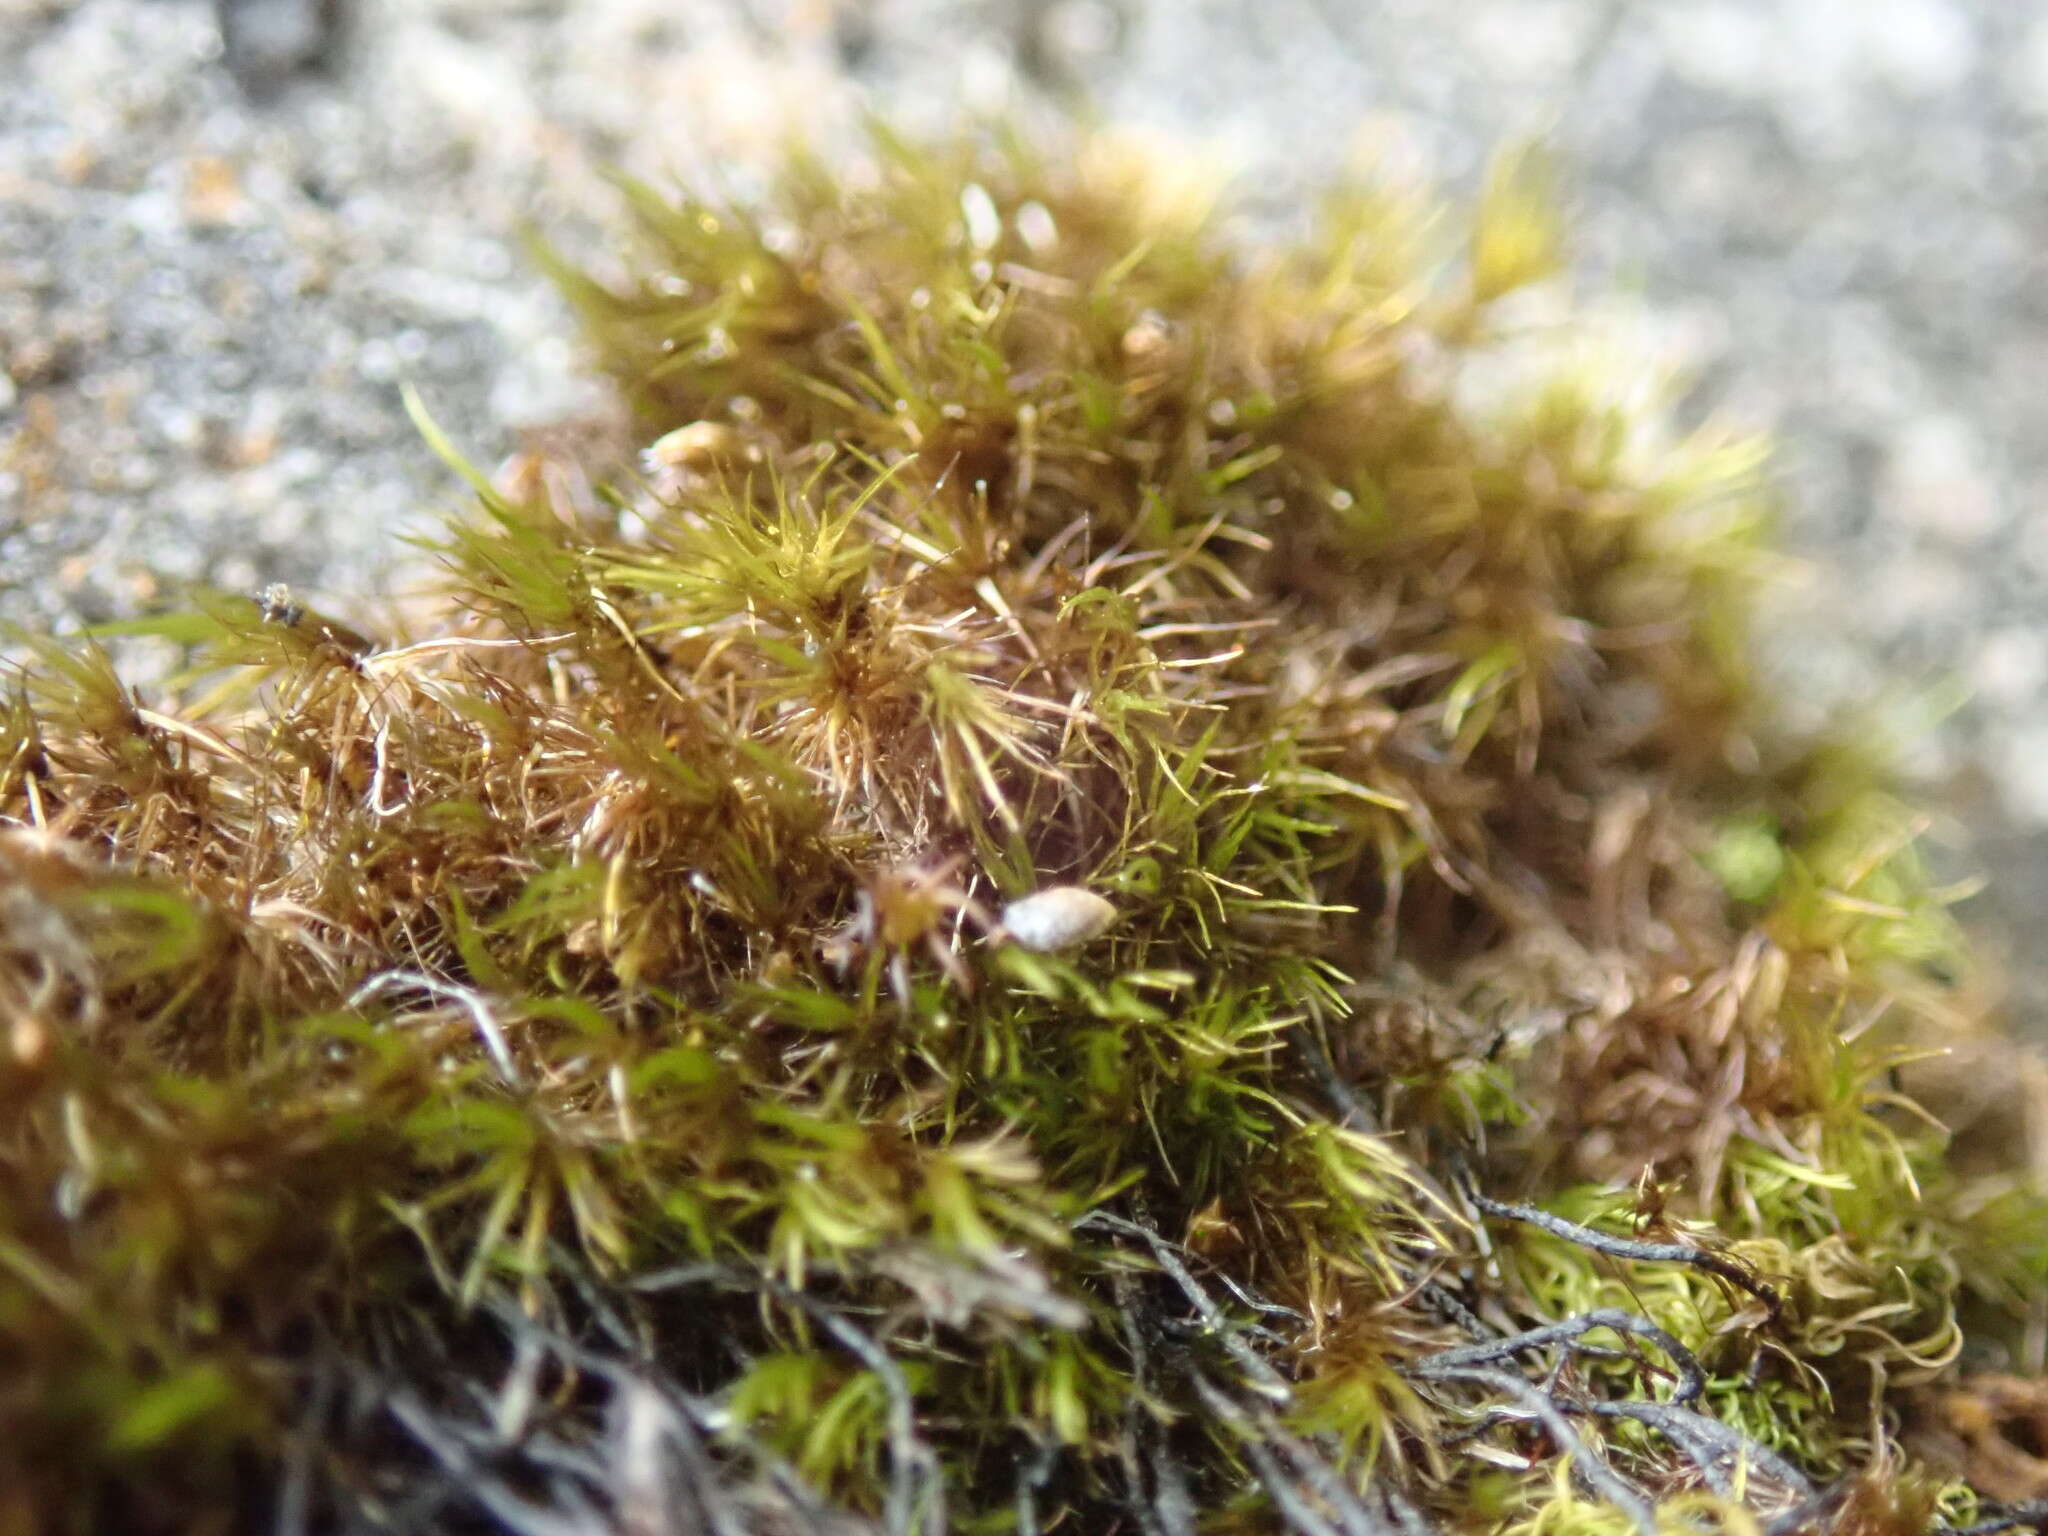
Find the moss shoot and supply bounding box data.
[4,126,2048,1534]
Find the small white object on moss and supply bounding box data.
[997,886,1118,952]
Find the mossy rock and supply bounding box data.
[2,125,2044,1534]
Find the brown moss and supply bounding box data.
[0,124,2042,1534]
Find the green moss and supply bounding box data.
[3,124,2045,1532]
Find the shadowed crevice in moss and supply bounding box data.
[2,125,2045,1533]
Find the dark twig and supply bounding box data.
[1293,1024,1383,1135]
[791,1294,941,1536]
[1012,1437,1060,1536]
[551,1240,649,1355]
[627,1262,944,1536]
[275,1357,334,1536]
[1091,1211,1415,1536]
[607,1375,752,1536]
[1080,1210,1292,1400]
[491,1327,546,1444]
[1185,1373,1400,1536]
[1421,1365,1657,1536]
[1291,1025,1469,1238]
[480,1291,847,1535]
[1465,1191,1782,1319]
[1247,1399,1400,1536]
[1590,1400,1811,1501]
[1409,1307,1704,1405]
[384,1389,597,1536]
[1417,1280,1494,1343]
[509,1425,612,1488]
[1242,1436,1347,1536]
[1764,1479,1855,1536]
[627,1260,735,1296]
[1380,1487,1436,1536]
[1191,1374,1344,1536]
[1210,1268,1310,1328]
[1108,1264,1188,1536]
[1150,1433,1198,1536]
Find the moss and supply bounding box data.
[3,124,2047,1533]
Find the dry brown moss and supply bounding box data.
[2,125,2045,1534]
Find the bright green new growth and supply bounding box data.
[2,126,2043,1532]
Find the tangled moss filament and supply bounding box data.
[3,127,2045,1533]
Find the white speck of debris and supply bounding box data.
[999,887,1117,952]
[960,182,1002,252]
[1016,200,1059,253]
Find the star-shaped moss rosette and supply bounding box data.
[3,127,2044,1534]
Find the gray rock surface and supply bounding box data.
[5,0,2048,1006]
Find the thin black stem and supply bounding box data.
[1421,1365,1657,1536]
[1466,1190,1782,1319]
[1409,1307,1704,1405]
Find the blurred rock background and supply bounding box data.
[4,0,2047,1008]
